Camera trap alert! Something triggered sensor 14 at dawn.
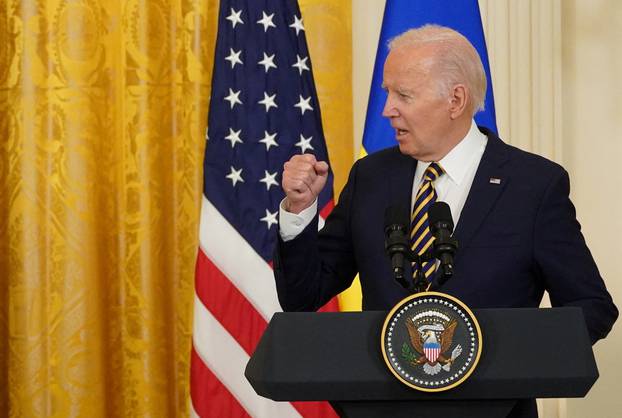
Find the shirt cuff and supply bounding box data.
[279,198,318,242]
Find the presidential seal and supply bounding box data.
[381,292,482,392]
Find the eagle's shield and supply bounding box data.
[423,341,441,363]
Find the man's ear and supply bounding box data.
[448,84,469,119]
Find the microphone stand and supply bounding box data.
[394,241,457,294]
[409,249,435,294]
[384,202,458,294]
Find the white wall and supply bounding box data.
[562,1,622,417]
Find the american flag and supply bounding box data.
[190,0,337,416]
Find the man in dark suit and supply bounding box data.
[273,25,617,416]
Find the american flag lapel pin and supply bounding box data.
[489,177,501,185]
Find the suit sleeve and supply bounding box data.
[534,169,618,343]
[273,161,361,311]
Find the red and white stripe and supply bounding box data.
[191,197,338,417]
[424,346,440,363]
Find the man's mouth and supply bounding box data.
[396,128,408,138]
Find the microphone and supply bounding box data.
[429,201,458,285]
[384,205,411,289]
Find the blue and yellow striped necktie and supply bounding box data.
[411,162,444,280]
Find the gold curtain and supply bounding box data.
[0,0,352,416]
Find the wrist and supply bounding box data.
[284,198,312,215]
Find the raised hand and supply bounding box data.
[281,154,329,214]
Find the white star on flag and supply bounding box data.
[294,95,313,114]
[289,15,305,35]
[257,11,276,32]
[225,166,244,187]
[258,130,278,151]
[258,52,277,73]
[260,209,278,229]
[224,88,242,109]
[295,134,314,153]
[258,92,278,112]
[225,127,243,148]
[259,170,279,191]
[292,54,309,75]
[225,8,243,28]
[225,48,243,68]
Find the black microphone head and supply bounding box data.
[384,205,409,231]
[429,201,454,233]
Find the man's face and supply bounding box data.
[382,45,453,162]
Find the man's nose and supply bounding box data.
[382,97,398,118]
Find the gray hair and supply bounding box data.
[388,25,487,114]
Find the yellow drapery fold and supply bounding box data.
[0,0,352,416]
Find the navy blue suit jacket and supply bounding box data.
[274,128,618,343]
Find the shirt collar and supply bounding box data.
[436,120,487,185]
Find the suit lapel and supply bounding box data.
[387,148,417,220]
[386,149,417,281]
[453,130,511,255]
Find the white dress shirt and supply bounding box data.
[279,120,487,241]
[413,120,487,225]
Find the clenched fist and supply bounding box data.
[281,154,329,214]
